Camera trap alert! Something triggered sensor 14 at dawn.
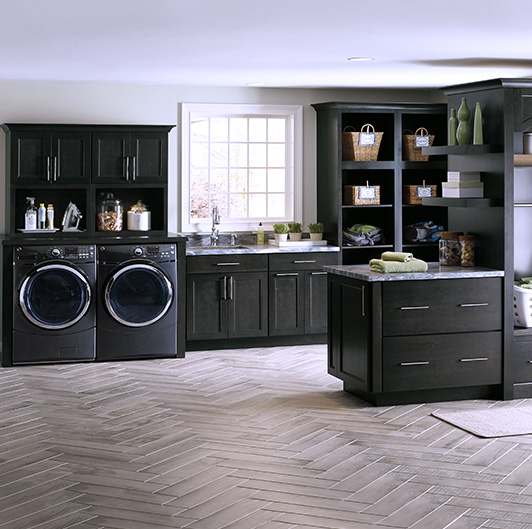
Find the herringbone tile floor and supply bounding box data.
[1,345,532,528]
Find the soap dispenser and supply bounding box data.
[24,197,37,230]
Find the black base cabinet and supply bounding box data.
[328,273,504,406]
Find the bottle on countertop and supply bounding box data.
[37,203,46,230]
[256,222,265,244]
[46,204,54,229]
[24,197,37,230]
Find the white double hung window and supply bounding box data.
[181,103,302,232]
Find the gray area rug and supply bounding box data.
[432,406,532,438]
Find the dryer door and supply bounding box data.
[19,263,92,330]
[104,263,173,327]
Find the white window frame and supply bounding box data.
[180,103,303,233]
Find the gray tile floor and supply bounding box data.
[1,345,532,528]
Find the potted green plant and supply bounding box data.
[288,222,302,241]
[308,222,324,241]
[273,223,288,243]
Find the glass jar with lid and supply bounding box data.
[439,231,462,266]
[97,192,123,231]
[459,234,475,267]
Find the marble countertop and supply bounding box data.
[186,243,341,256]
[324,262,504,282]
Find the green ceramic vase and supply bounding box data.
[456,97,472,145]
[448,108,458,146]
[473,102,483,145]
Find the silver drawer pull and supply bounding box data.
[216,262,240,266]
[400,361,429,366]
[400,306,429,310]
[310,271,327,275]
[275,273,298,276]
[460,303,489,307]
[527,360,532,364]
[460,357,488,362]
[293,260,316,264]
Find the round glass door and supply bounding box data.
[19,264,91,330]
[104,263,173,327]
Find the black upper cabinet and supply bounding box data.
[8,129,91,184]
[92,131,168,183]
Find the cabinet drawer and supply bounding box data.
[513,337,532,384]
[382,278,502,336]
[269,252,339,271]
[187,254,268,273]
[383,332,502,392]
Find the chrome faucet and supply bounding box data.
[211,205,220,246]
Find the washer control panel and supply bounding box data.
[97,244,176,263]
[15,245,95,263]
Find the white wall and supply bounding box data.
[0,81,445,234]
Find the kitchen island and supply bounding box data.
[325,263,505,405]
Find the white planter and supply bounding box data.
[288,232,301,241]
[310,233,323,241]
[274,233,288,242]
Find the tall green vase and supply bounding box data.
[456,97,472,145]
[448,108,458,146]
[473,102,483,145]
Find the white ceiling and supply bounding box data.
[2,0,532,89]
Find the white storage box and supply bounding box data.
[514,285,532,328]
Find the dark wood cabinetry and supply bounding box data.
[311,102,448,265]
[2,124,173,237]
[328,271,504,405]
[186,255,268,341]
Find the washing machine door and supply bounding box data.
[19,263,92,330]
[104,263,174,327]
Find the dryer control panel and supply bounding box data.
[15,245,95,263]
[98,244,176,264]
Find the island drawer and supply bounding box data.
[513,336,532,383]
[269,252,338,271]
[382,331,502,392]
[187,254,268,273]
[382,278,502,337]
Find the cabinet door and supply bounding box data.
[186,273,227,340]
[305,271,328,334]
[269,271,304,336]
[10,131,51,183]
[130,132,168,183]
[227,272,268,338]
[52,132,91,183]
[92,132,130,182]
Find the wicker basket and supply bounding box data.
[402,127,435,161]
[344,184,380,205]
[342,124,383,162]
[402,183,437,204]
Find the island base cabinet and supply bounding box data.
[383,332,502,392]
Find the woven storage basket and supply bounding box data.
[344,184,380,205]
[342,124,383,161]
[402,184,437,205]
[402,127,435,161]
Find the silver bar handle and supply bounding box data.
[400,361,429,366]
[275,273,298,276]
[310,272,327,275]
[220,277,227,300]
[228,276,234,300]
[528,360,532,364]
[460,357,488,362]
[293,260,317,264]
[400,305,429,310]
[460,303,488,307]
[361,285,365,317]
[46,156,51,181]
[125,156,130,181]
[53,156,58,181]
[131,156,136,181]
[216,262,240,266]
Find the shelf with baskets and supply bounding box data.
[312,101,448,265]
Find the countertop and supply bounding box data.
[324,262,504,282]
[186,243,341,256]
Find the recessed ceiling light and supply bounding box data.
[246,82,266,87]
[347,57,374,62]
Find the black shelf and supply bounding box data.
[342,204,393,209]
[422,197,502,208]
[422,144,502,156]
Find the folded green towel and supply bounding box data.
[381,251,413,262]
[369,258,428,273]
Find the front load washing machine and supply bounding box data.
[12,245,96,364]
[96,244,177,360]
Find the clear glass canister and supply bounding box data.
[439,231,462,266]
[459,234,475,267]
[97,192,123,231]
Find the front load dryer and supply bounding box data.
[12,245,96,364]
[96,244,177,360]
